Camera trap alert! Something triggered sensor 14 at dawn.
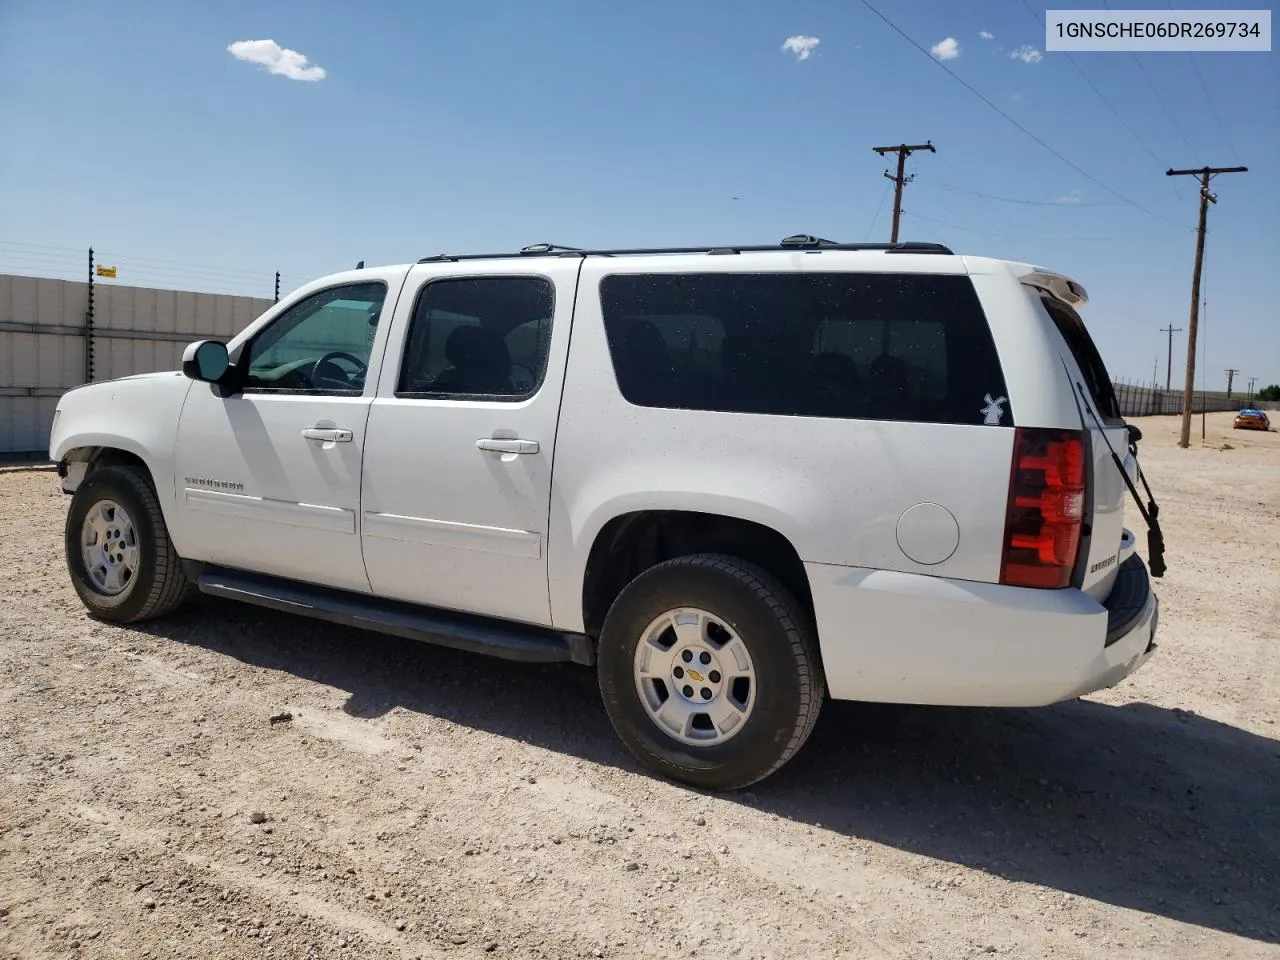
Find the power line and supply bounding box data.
[923,150,1024,238]
[1100,0,1201,162]
[1185,55,1240,164]
[1130,56,1201,161]
[1164,0,1239,163]
[864,180,893,240]
[916,181,1126,208]
[1017,0,1188,201]
[860,0,1189,228]
[901,210,1187,244]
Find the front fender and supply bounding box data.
[50,373,193,525]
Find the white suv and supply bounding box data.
[50,237,1163,790]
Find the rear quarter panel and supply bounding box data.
[547,254,1019,632]
[967,259,1131,598]
[963,258,1086,432]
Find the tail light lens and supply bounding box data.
[1000,427,1087,589]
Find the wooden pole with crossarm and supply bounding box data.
[1166,165,1247,448]
[873,142,935,243]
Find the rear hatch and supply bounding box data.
[1023,277,1136,602]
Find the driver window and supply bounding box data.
[396,276,554,400]
[243,282,387,395]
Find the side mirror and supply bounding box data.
[182,340,231,384]
[1126,423,1143,445]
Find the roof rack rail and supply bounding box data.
[779,234,839,247]
[519,242,583,255]
[416,238,952,264]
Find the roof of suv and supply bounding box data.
[322,236,1082,304]
[413,236,955,264]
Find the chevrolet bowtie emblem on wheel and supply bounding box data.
[979,393,1008,425]
[687,669,705,683]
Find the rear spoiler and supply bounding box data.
[1015,266,1089,308]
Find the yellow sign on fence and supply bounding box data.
[95,265,117,279]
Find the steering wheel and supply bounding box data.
[311,351,368,389]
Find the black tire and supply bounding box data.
[597,553,825,791]
[64,464,192,623]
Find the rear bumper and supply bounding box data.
[807,556,1158,707]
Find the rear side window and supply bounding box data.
[599,272,1012,426]
[1039,295,1122,422]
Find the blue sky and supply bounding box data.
[1,0,1275,390]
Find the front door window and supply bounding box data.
[243,282,387,395]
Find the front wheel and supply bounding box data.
[597,554,825,790]
[65,464,193,623]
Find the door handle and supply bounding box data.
[476,438,539,455]
[302,427,353,443]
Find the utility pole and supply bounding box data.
[1167,165,1247,448]
[1224,368,1238,399]
[1247,376,1257,402]
[1158,324,1182,391]
[872,141,935,243]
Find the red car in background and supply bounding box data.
[1233,408,1272,431]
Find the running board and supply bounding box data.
[196,566,594,666]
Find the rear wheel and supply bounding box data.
[597,554,824,790]
[65,464,193,623]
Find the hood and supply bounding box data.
[62,370,182,395]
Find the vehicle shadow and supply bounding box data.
[140,597,1279,944]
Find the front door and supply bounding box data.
[173,274,403,592]
[360,260,581,626]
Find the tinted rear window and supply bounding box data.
[1039,295,1122,422]
[600,272,1012,426]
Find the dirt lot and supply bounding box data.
[1,411,1277,960]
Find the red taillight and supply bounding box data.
[1000,427,1087,589]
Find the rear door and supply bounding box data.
[1033,291,1136,601]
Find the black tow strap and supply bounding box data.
[1076,384,1167,578]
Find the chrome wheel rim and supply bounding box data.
[80,499,140,597]
[632,607,757,746]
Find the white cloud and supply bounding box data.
[979,30,995,40]
[227,39,326,81]
[782,35,821,61]
[1053,189,1084,205]
[1010,44,1043,63]
[930,37,960,60]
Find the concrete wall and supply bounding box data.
[0,273,273,454]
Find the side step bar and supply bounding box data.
[196,566,594,666]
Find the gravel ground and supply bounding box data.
[1,411,1277,960]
